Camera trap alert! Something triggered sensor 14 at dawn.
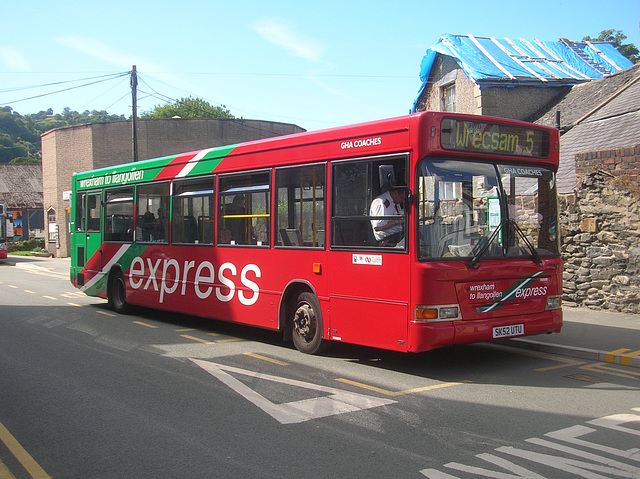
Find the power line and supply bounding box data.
[0,72,130,106]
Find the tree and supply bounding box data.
[141,97,234,119]
[0,106,126,164]
[583,29,639,64]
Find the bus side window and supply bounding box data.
[104,188,133,242]
[87,193,101,232]
[75,193,86,232]
[275,164,325,248]
[218,171,270,247]
[136,182,170,243]
[331,156,407,249]
[172,177,215,245]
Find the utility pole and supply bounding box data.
[131,65,138,162]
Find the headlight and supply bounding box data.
[415,304,461,322]
[545,295,562,310]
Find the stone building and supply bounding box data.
[532,64,640,312]
[42,118,305,258]
[413,34,639,311]
[413,34,632,120]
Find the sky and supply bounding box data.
[1,0,639,132]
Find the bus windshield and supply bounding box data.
[417,159,560,262]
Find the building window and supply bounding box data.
[47,208,56,241]
[441,83,456,112]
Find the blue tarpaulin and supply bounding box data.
[413,34,634,111]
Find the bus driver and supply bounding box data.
[370,187,406,246]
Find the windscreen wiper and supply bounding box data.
[468,219,505,269]
[508,219,543,265]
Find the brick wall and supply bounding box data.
[575,145,640,184]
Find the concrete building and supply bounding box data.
[42,118,305,257]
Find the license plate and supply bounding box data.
[493,324,524,338]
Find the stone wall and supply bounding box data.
[560,146,640,313]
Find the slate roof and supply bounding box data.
[531,63,640,193]
[0,164,43,209]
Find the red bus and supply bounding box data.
[0,204,7,260]
[70,112,562,354]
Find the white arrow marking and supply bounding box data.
[190,358,396,424]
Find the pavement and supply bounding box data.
[3,255,640,368]
[508,306,640,369]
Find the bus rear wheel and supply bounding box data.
[291,292,326,354]
[108,270,130,314]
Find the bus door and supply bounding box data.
[328,158,411,351]
[75,191,103,273]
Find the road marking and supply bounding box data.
[483,342,586,371]
[8,285,18,289]
[605,348,631,363]
[96,311,116,317]
[580,363,640,381]
[335,378,468,396]
[0,458,15,479]
[181,335,214,344]
[24,290,35,294]
[420,408,640,478]
[42,296,57,300]
[191,359,396,424]
[175,328,196,332]
[243,352,290,366]
[132,321,157,329]
[0,421,50,479]
[60,292,85,298]
[215,337,244,343]
[66,302,82,307]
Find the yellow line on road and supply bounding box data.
[0,421,50,479]
[335,378,469,396]
[181,335,214,344]
[96,311,116,317]
[0,458,15,479]
[8,285,18,289]
[42,296,57,300]
[243,353,289,366]
[132,321,157,329]
[215,338,244,343]
[581,362,640,381]
[24,290,35,294]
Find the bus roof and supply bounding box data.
[73,112,559,190]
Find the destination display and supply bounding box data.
[440,118,550,158]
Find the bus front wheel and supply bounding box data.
[108,270,130,314]
[291,292,326,354]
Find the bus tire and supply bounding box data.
[108,270,130,314]
[291,292,326,355]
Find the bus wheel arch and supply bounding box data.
[107,266,130,314]
[280,282,327,354]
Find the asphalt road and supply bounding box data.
[1,256,639,478]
